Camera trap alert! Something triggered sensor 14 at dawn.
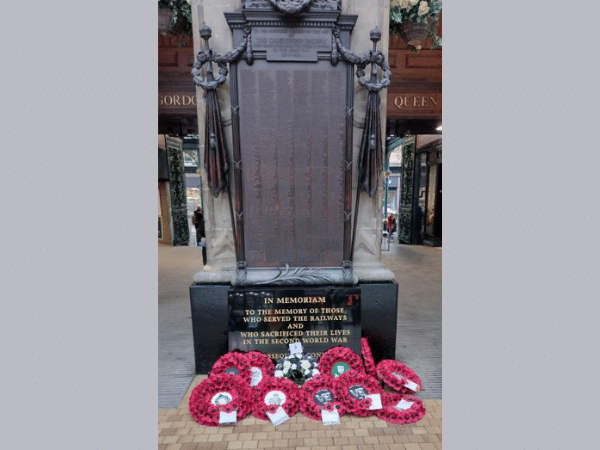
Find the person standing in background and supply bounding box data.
[387,213,395,236]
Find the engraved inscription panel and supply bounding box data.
[228,286,361,359]
[238,60,347,268]
[252,28,332,62]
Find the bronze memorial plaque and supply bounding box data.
[238,60,347,268]
[251,27,332,62]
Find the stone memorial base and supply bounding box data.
[189,281,398,374]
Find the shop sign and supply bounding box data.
[393,93,441,110]
[387,92,441,118]
[159,94,197,107]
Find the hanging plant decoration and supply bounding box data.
[210,351,253,386]
[188,373,254,426]
[318,346,365,379]
[360,337,378,379]
[251,376,301,421]
[246,351,275,387]
[375,392,426,425]
[376,359,422,394]
[158,0,193,36]
[337,370,384,417]
[389,1,442,51]
[298,374,347,421]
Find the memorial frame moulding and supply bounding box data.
[224,4,357,287]
[188,0,398,373]
[191,0,392,286]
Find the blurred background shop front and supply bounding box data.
[384,27,442,247]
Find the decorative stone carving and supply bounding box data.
[332,25,391,259]
[243,0,340,12]
[268,0,313,15]
[231,266,359,286]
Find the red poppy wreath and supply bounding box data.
[317,346,365,379]
[188,373,253,426]
[376,359,422,394]
[360,337,378,379]
[210,351,253,386]
[246,351,275,387]
[251,376,300,421]
[337,370,384,417]
[298,373,346,421]
[375,392,426,425]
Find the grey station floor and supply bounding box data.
[159,236,441,409]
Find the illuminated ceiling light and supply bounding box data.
[436,125,442,131]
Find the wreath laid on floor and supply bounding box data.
[188,373,253,426]
[251,376,301,421]
[360,337,378,379]
[298,373,346,421]
[210,351,253,386]
[246,351,275,387]
[188,339,429,427]
[376,359,422,394]
[375,392,427,425]
[317,346,365,378]
[337,370,384,417]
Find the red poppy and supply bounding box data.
[267,404,278,414]
[323,402,335,412]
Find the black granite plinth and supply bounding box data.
[189,284,230,374]
[189,281,397,374]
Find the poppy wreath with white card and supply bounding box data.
[188,373,253,426]
[375,392,426,425]
[251,376,300,421]
[337,370,384,417]
[210,351,253,386]
[360,337,378,379]
[298,373,346,421]
[376,359,422,394]
[317,346,365,379]
[246,351,275,388]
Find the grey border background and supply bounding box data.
[3,1,598,449]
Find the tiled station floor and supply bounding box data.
[159,237,442,449]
